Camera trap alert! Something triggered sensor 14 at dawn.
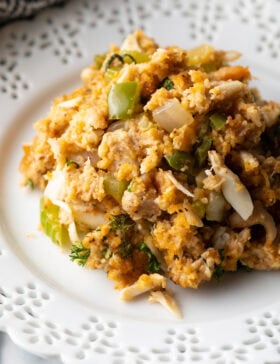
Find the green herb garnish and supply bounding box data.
[138,242,161,273]
[66,160,79,168]
[105,54,124,71]
[27,178,34,189]
[109,214,134,232]
[70,242,90,266]
[213,248,225,281]
[117,241,133,259]
[162,77,174,90]
[102,244,112,260]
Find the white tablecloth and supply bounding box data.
[0,332,61,364]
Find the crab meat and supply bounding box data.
[148,290,182,319]
[120,274,166,301]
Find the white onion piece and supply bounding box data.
[206,191,227,222]
[208,151,253,220]
[107,120,126,132]
[229,203,277,244]
[58,97,81,109]
[44,170,80,242]
[165,171,194,198]
[222,50,241,62]
[74,211,107,230]
[153,98,194,133]
[44,169,66,202]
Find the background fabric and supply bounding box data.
[0,3,66,362]
[0,0,65,24]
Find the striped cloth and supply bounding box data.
[0,0,65,24]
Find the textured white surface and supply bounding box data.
[0,0,280,363]
[0,332,60,364]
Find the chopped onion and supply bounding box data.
[107,120,127,132]
[153,98,194,133]
[208,151,253,220]
[58,97,81,109]
[206,191,227,222]
[165,171,194,198]
[44,170,80,242]
[74,211,107,230]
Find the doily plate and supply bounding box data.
[1,1,280,363]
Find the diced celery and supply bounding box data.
[195,136,212,167]
[191,200,206,219]
[165,150,194,173]
[94,54,106,69]
[40,197,69,246]
[103,176,129,203]
[209,113,227,130]
[121,50,150,64]
[187,44,215,67]
[108,82,140,119]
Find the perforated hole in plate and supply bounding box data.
[158,355,171,362]
[66,337,78,346]
[264,328,274,337]
[45,321,56,329]
[50,331,61,340]
[94,346,106,354]
[112,350,125,357]
[14,311,25,320]
[75,351,85,360]
[44,335,53,345]
[243,336,260,345]
[14,297,25,306]
[15,287,24,294]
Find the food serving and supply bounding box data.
[20,30,280,317]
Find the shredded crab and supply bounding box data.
[120,273,166,301]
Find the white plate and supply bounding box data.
[1,1,280,363]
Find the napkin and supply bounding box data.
[0,0,65,24]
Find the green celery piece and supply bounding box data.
[108,82,140,119]
[94,54,106,69]
[195,136,212,167]
[209,112,227,130]
[103,176,129,203]
[40,197,69,247]
[165,150,194,172]
[105,67,121,81]
[191,200,206,218]
[121,50,150,64]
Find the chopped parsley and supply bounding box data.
[66,160,79,168]
[27,178,34,189]
[162,77,174,90]
[105,54,124,71]
[117,241,133,259]
[70,242,90,266]
[213,248,225,281]
[109,214,134,232]
[138,242,161,274]
[102,244,112,260]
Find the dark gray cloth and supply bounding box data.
[0,0,65,24]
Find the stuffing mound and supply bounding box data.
[20,30,280,317]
